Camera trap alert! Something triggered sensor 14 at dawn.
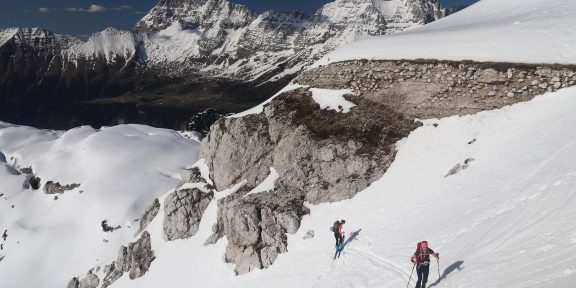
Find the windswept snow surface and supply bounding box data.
[145,22,203,63]
[0,124,200,288]
[310,88,356,113]
[244,168,279,198]
[114,87,576,288]
[316,0,576,66]
[231,83,307,118]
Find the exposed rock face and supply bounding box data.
[27,175,41,190]
[43,181,80,194]
[66,271,99,288]
[202,88,419,204]
[127,231,155,279]
[180,167,207,186]
[71,231,155,288]
[137,198,160,234]
[200,86,417,273]
[101,220,121,232]
[66,277,79,288]
[163,188,214,241]
[206,183,310,274]
[296,60,576,119]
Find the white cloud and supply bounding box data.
[87,4,107,13]
[65,4,107,13]
[113,5,132,11]
[38,7,50,13]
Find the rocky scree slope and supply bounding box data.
[0,0,444,130]
[296,60,576,118]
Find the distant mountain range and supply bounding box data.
[0,0,445,130]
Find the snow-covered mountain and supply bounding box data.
[1,0,444,79]
[134,0,443,80]
[0,0,444,130]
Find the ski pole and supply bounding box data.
[406,263,415,288]
[437,258,441,281]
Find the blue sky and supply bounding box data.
[0,0,478,35]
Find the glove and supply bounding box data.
[411,259,416,264]
[436,253,440,259]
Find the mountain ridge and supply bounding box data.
[0,0,444,130]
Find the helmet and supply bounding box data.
[341,219,346,224]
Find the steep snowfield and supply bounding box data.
[144,22,203,64]
[112,86,576,288]
[0,28,18,46]
[315,0,576,66]
[66,28,136,63]
[0,124,200,288]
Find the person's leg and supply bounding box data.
[422,265,430,288]
[415,265,423,288]
[334,233,339,247]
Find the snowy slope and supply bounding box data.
[0,124,200,288]
[66,28,136,63]
[111,86,576,288]
[316,0,576,66]
[0,28,18,46]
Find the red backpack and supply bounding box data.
[415,241,431,265]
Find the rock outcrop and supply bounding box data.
[206,183,310,274]
[163,188,214,241]
[70,231,155,288]
[179,167,207,186]
[43,181,80,194]
[137,199,160,235]
[202,88,419,204]
[201,86,418,273]
[66,270,99,288]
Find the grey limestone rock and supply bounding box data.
[303,230,315,240]
[44,181,80,194]
[137,198,160,235]
[180,167,206,184]
[477,69,506,84]
[208,184,309,274]
[201,115,274,191]
[201,87,417,273]
[74,232,155,288]
[163,188,214,241]
[202,88,418,204]
[66,277,79,288]
[77,272,99,288]
[127,231,155,279]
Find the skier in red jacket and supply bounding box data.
[410,241,439,288]
[333,219,345,247]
